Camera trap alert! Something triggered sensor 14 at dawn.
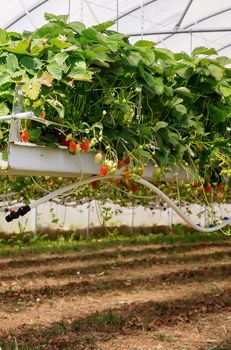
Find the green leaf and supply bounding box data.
[216,56,231,66]
[47,52,69,76]
[174,87,191,97]
[154,121,168,132]
[0,70,10,85]
[174,52,192,61]
[44,13,68,23]
[90,46,114,64]
[6,54,18,73]
[168,132,179,147]
[154,48,175,61]
[210,106,227,124]
[22,80,41,100]
[33,23,70,39]
[67,61,93,82]
[93,21,115,32]
[143,72,164,95]
[219,84,231,97]
[207,64,223,81]
[28,128,41,141]
[140,125,152,136]
[175,66,194,79]
[137,148,152,159]
[5,39,30,55]
[50,37,70,49]
[0,102,10,116]
[192,46,217,57]
[0,29,8,45]
[47,62,63,80]
[188,118,204,134]
[20,57,42,73]
[155,151,170,165]
[134,40,154,48]
[127,51,141,66]
[68,21,85,33]
[2,150,8,161]
[171,97,183,107]
[81,28,100,42]
[175,104,187,115]
[47,99,64,118]
[136,47,155,65]
[48,52,68,66]
[30,39,47,56]
[164,86,174,97]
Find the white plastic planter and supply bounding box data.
[0,112,191,180]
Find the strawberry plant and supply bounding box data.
[0,13,229,203]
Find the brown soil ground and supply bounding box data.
[0,240,231,350]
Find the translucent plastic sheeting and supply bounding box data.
[1,0,231,55]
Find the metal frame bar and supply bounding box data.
[83,0,100,23]
[116,0,119,31]
[5,0,49,30]
[128,27,231,37]
[175,0,194,29]
[18,0,37,29]
[112,0,157,22]
[218,42,231,52]
[68,0,71,23]
[155,7,231,45]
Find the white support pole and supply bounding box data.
[31,206,38,236]
[131,205,135,234]
[85,201,90,239]
[168,207,173,230]
[204,206,207,228]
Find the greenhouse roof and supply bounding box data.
[1,0,231,56]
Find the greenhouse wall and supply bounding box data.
[0,201,230,235]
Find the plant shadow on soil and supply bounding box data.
[1,287,231,349]
[0,232,231,349]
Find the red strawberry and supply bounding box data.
[91,180,98,189]
[81,139,90,152]
[117,160,124,169]
[59,140,70,146]
[204,184,211,193]
[123,156,131,165]
[193,181,200,188]
[130,183,137,193]
[217,183,224,191]
[68,140,77,153]
[114,180,121,188]
[100,164,108,177]
[20,130,29,143]
[122,169,131,180]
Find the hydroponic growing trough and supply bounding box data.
[0,112,230,233]
[0,112,188,179]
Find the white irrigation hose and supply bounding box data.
[8,175,231,232]
[29,175,119,209]
[137,178,231,233]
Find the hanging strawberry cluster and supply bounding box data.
[0,12,230,197]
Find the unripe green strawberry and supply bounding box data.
[95,153,103,163]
